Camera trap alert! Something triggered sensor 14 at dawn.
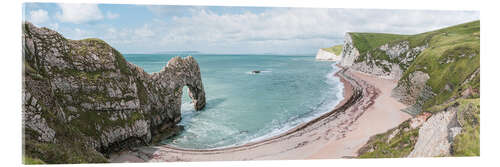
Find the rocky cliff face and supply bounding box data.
[392,71,436,115]
[339,33,426,80]
[315,48,341,61]
[339,32,430,113]
[339,33,359,67]
[22,22,205,163]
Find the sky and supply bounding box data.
[23,3,479,54]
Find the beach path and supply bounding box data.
[309,70,411,158]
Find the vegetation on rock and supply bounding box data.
[322,45,343,55]
[358,120,419,158]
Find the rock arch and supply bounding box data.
[151,56,206,112]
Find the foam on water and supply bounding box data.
[240,64,343,146]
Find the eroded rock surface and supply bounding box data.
[408,108,461,157]
[22,22,206,158]
[392,71,436,115]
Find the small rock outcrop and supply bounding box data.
[392,71,436,115]
[22,22,205,162]
[315,48,341,61]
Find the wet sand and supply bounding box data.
[110,68,410,162]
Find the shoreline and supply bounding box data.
[309,68,411,158]
[110,66,409,162]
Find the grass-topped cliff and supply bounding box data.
[341,20,480,158]
[22,22,206,164]
[322,45,343,55]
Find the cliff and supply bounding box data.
[316,45,342,61]
[22,22,206,163]
[339,21,480,158]
[339,32,427,80]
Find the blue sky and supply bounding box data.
[23,3,479,54]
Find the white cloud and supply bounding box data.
[74,8,478,54]
[146,5,200,16]
[56,3,103,24]
[134,25,154,38]
[107,27,116,34]
[106,11,119,19]
[148,8,479,54]
[29,9,49,24]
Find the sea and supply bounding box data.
[123,54,343,149]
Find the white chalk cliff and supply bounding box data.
[315,48,341,61]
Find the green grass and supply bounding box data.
[453,98,480,156]
[23,156,45,165]
[358,121,419,158]
[400,21,480,109]
[349,32,409,56]
[322,44,343,55]
[24,139,108,164]
[113,48,132,76]
[24,127,108,164]
[80,38,107,44]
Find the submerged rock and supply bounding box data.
[22,22,205,162]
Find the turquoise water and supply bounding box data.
[124,54,343,149]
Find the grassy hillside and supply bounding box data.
[351,21,479,74]
[352,20,480,158]
[322,44,343,55]
[401,21,480,109]
[351,20,479,110]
